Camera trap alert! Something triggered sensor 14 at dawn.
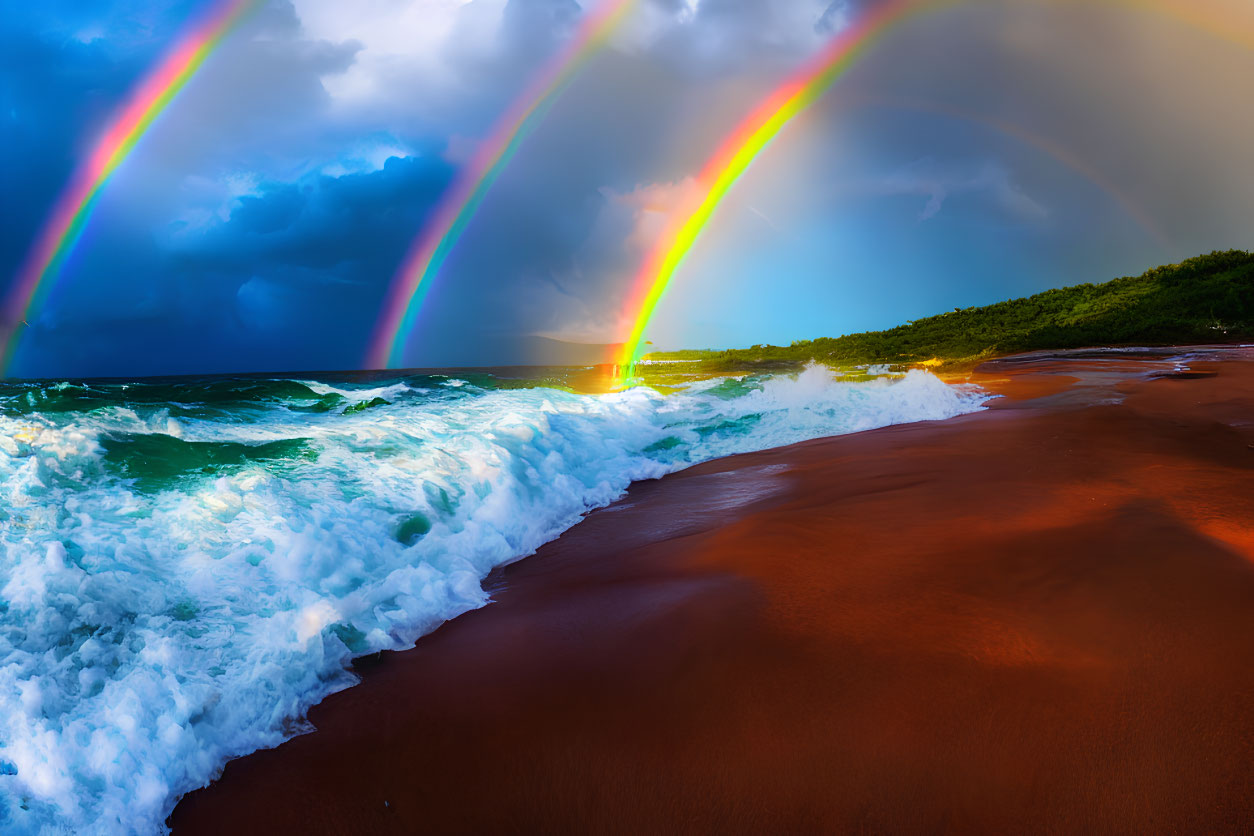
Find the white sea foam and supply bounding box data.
[295,380,413,401]
[0,366,986,833]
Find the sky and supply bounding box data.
[1,0,1252,377]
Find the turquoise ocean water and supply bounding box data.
[0,364,985,833]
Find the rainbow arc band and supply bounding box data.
[1,0,260,377]
[613,0,1252,382]
[614,0,957,380]
[367,0,637,371]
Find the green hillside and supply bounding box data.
[649,250,1254,372]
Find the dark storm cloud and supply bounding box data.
[2,1,367,376]
[17,154,455,377]
[0,11,178,294]
[6,0,843,374]
[179,155,450,274]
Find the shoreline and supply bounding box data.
[172,346,1254,833]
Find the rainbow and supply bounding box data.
[1,0,259,376]
[613,0,1251,378]
[367,0,637,370]
[615,0,952,376]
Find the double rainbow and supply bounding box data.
[6,0,1248,378]
[367,0,637,370]
[1,0,259,376]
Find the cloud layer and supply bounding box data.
[2,0,1251,376]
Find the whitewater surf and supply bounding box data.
[0,364,984,833]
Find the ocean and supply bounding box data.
[0,363,986,833]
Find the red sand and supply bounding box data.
[173,347,1254,834]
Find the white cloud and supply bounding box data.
[288,0,505,108]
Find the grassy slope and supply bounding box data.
[650,251,1254,372]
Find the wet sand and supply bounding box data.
[172,346,1254,834]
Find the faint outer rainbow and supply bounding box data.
[855,94,1171,248]
[615,0,951,376]
[613,0,1250,378]
[368,0,636,370]
[1107,0,1254,49]
[1,0,259,376]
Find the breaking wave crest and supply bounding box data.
[0,365,985,833]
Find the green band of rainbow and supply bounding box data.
[367,0,637,370]
[1,0,259,377]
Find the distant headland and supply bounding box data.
[648,250,1254,373]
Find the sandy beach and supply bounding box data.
[172,347,1254,834]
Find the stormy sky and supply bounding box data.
[2,0,1252,376]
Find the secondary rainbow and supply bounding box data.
[614,0,1251,379]
[856,94,1170,248]
[368,0,637,370]
[1,0,259,376]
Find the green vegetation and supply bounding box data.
[648,251,1254,373]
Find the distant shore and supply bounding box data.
[173,345,1254,833]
